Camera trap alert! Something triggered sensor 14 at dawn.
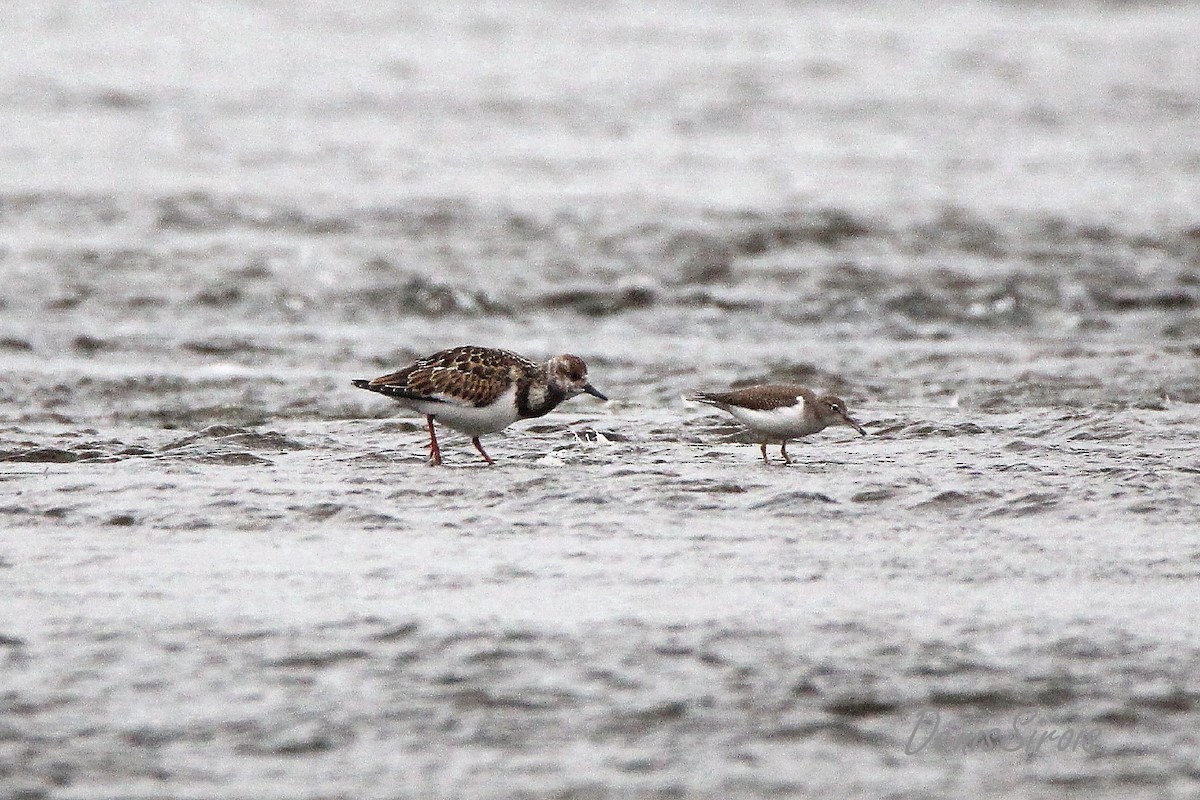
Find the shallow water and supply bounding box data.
[2,1,1200,798]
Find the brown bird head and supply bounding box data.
[816,394,866,435]
[546,354,608,401]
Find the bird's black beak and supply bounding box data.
[844,414,867,436]
[583,383,608,401]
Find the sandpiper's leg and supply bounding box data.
[780,441,792,464]
[760,441,771,465]
[471,436,495,466]
[425,415,443,466]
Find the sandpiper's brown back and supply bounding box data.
[691,384,816,411]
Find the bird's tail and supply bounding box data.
[351,379,373,390]
[684,391,722,407]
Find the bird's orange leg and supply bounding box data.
[471,437,495,466]
[425,415,443,466]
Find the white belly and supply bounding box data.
[727,404,823,440]
[401,385,521,437]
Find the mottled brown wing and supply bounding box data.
[367,346,537,407]
[694,384,811,411]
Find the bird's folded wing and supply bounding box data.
[369,359,517,407]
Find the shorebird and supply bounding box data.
[353,345,607,465]
[688,384,866,465]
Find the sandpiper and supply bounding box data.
[352,345,607,465]
[688,384,866,465]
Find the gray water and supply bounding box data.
[2,2,1199,798]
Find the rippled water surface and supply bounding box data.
[3,2,1200,798]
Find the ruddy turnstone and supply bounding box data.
[688,384,866,465]
[352,345,607,466]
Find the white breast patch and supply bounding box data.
[400,384,522,436]
[726,395,822,438]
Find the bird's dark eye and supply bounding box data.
[829,403,841,413]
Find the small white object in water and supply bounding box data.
[574,428,612,446]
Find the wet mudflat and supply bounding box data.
[2,1,1200,798]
